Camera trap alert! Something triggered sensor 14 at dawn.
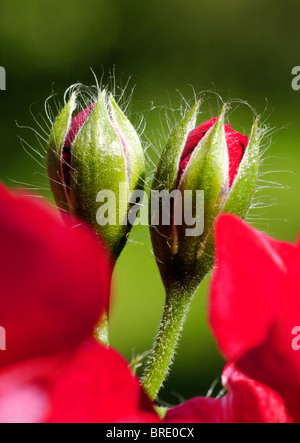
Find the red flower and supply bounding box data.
[210,214,300,421]
[178,118,248,186]
[0,184,158,423]
[47,339,159,423]
[165,363,291,423]
[0,338,159,423]
[0,184,112,368]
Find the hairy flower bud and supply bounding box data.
[47,91,145,259]
[150,103,260,292]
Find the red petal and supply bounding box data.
[165,396,225,423]
[0,380,50,423]
[210,214,296,361]
[278,254,300,417]
[224,125,248,186]
[47,339,159,423]
[64,104,95,149]
[0,184,112,368]
[177,118,218,183]
[222,363,291,423]
[237,333,300,422]
[178,118,248,186]
[165,363,291,423]
[181,118,218,161]
[236,249,300,422]
[0,340,158,423]
[280,248,300,375]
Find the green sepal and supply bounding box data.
[109,95,145,196]
[178,106,228,262]
[71,90,128,256]
[149,103,200,288]
[108,94,146,252]
[152,101,200,192]
[47,94,76,211]
[223,119,260,218]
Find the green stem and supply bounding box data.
[94,311,109,346]
[142,286,194,401]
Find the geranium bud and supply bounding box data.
[150,103,260,293]
[47,90,145,259]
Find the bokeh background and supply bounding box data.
[0,0,299,405]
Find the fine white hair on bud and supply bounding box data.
[148,93,268,295]
[46,74,146,259]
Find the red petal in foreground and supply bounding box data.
[0,184,112,368]
[210,214,300,421]
[237,249,300,422]
[165,363,291,423]
[47,339,159,423]
[0,340,159,423]
[209,214,296,361]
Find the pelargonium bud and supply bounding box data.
[47,91,145,259]
[142,103,261,401]
[150,103,260,293]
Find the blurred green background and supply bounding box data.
[0,0,299,405]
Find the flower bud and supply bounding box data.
[47,90,145,259]
[150,103,260,292]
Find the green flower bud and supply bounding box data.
[47,90,145,259]
[150,103,260,293]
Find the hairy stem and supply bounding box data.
[142,286,194,401]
